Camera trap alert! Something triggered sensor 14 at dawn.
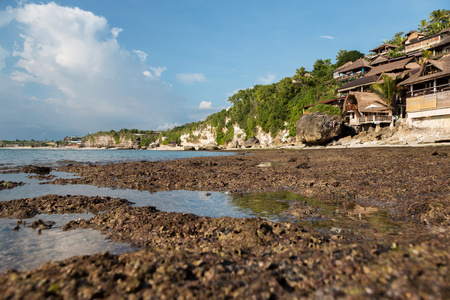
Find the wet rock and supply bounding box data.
[27,174,56,181]
[0,195,133,219]
[0,146,449,298]
[30,219,55,231]
[0,181,25,191]
[22,165,51,175]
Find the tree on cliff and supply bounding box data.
[335,50,365,69]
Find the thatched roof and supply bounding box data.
[370,43,398,53]
[336,58,371,73]
[337,75,378,92]
[370,55,390,66]
[399,54,450,86]
[333,61,353,73]
[377,69,418,83]
[365,57,418,76]
[343,92,391,116]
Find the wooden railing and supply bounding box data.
[349,115,392,125]
[358,115,392,123]
[406,83,450,97]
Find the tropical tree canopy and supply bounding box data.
[417,9,450,35]
[370,74,403,109]
[335,50,365,69]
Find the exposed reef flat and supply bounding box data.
[52,147,450,226]
[0,181,25,191]
[0,147,449,299]
[0,195,132,219]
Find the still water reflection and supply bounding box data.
[0,171,294,272]
[1,172,419,273]
[0,213,137,273]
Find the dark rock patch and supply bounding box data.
[0,181,25,191]
[0,195,133,219]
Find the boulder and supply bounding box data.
[184,146,195,151]
[296,112,344,145]
[243,137,260,148]
[204,143,218,150]
[227,141,239,149]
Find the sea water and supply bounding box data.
[0,148,235,169]
[0,148,291,272]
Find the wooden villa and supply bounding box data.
[332,58,371,83]
[337,75,379,95]
[399,54,450,129]
[403,29,450,55]
[369,43,399,55]
[342,92,392,129]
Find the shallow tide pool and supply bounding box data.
[0,171,293,272]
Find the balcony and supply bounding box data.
[406,83,450,98]
[404,37,441,53]
[406,84,450,112]
[349,115,392,126]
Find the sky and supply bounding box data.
[0,0,448,140]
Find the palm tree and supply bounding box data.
[418,19,430,33]
[429,9,449,26]
[371,74,403,116]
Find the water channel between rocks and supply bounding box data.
[0,170,426,273]
[0,171,295,272]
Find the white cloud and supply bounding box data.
[320,35,334,40]
[142,66,167,79]
[142,70,152,78]
[257,74,276,85]
[133,49,147,62]
[0,2,190,139]
[111,27,123,38]
[149,66,167,78]
[157,122,180,131]
[176,73,207,84]
[198,101,212,109]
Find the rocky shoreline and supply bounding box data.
[0,146,449,299]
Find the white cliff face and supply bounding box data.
[82,135,135,148]
[180,124,217,146]
[180,120,291,148]
[83,119,293,149]
[231,124,245,145]
[254,127,290,147]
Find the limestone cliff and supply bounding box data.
[180,122,293,149]
[82,134,140,149]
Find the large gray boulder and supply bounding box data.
[243,137,260,148]
[204,143,218,150]
[296,112,344,145]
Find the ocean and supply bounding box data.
[0,148,291,272]
[0,148,235,169]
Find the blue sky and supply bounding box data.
[0,0,448,140]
